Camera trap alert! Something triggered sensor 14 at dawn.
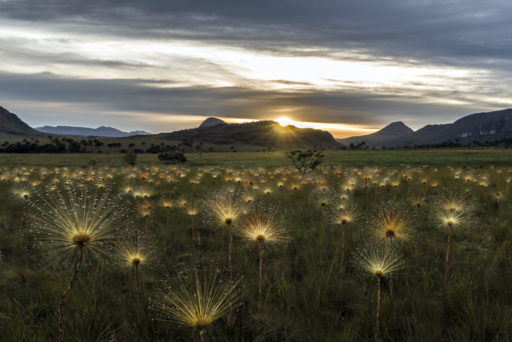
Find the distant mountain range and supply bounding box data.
[0,106,338,149]
[36,125,151,137]
[156,119,339,148]
[3,104,512,149]
[338,108,512,147]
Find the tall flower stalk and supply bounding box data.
[239,210,287,305]
[30,188,124,341]
[120,238,153,320]
[370,209,410,297]
[332,204,358,285]
[439,211,463,285]
[355,248,405,342]
[439,194,468,285]
[207,189,244,325]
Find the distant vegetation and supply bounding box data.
[0,136,189,154]
[4,135,512,155]
[158,151,187,164]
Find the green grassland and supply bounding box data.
[1,154,512,341]
[1,149,512,168]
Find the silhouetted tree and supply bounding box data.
[287,149,324,175]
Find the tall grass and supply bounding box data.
[0,164,511,341]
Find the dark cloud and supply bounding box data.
[0,71,502,133]
[1,0,511,67]
[0,0,511,134]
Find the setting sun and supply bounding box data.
[276,117,295,126]
[274,116,376,138]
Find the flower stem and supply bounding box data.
[444,225,453,285]
[340,222,346,289]
[375,276,381,342]
[258,239,264,306]
[227,223,234,326]
[135,263,141,320]
[388,237,393,298]
[199,327,206,342]
[58,247,84,342]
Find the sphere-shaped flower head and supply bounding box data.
[371,208,410,243]
[207,188,245,227]
[119,237,154,269]
[30,187,126,260]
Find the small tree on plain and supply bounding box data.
[124,149,137,167]
[287,149,324,175]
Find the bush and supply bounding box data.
[158,152,187,164]
[123,149,137,166]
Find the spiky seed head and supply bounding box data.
[238,213,288,245]
[438,210,464,229]
[371,209,410,243]
[207,189,244,227]
[441,194,467,214]
[30,187,124,260]
[187,206,198,216]
[355,247,405,278]
[119,239,153,268]
[332,205,359,225]
[412,196,425,208]
[157,272,237,330]
[161,199,173,208]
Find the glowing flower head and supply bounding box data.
[207,189,245,226]
[371,209,410,243]
[30,187,125,260]
[355,247,405,278]
[239,211,288,244]
[157,271,237,330]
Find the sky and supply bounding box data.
[0,0,511,138]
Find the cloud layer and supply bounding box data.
[0,0,511,136]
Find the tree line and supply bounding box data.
[0,136,191,153]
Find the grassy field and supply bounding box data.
[1,148,512,168]
[2,152,512,341]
